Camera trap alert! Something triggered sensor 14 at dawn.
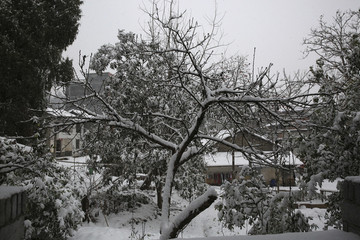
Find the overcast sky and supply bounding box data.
[64,0,360,75]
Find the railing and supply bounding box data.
[342,177,360,236]
[0,186,26,240]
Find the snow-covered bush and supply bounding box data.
[324,182,343,230]
[84,125,167,209]
[174,156,208,203]
[216,166,315,234]
[0,137,34,178]
[93,183,151,215]
[23,167,85,239]
[1,138,84,240]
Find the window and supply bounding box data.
[76,139,80,149]
[76,124,81,133]
[56,139,62,152]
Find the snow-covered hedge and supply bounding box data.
[0,137,85,240]
[216,166,315,234]
[93,185,151,215]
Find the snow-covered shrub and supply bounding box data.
[216,166,315,234]
[94,186,151,215]
[1,138,84,240]
[0,137,34,180]
[174,156,208,203]
[23,167,85,239]
[324,181,343,230]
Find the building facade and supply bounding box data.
[205,131,302,186]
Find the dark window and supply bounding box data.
[76,139,80,149]
[56,139,62,152]
[76,124,81,133]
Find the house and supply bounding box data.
[45,72,111,157]
[45,108,85,157]
[267,107,312,143]
[204,131,302,186]
[65,72,112,114]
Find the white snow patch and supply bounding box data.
[172,230,360,240]
[205,151,302,167]
[345,176,360,183]
[204,152,250,166]
[46,107,75,118]
[0,185,24,199]
[320,178,342,191]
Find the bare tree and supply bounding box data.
[49,1,315,239]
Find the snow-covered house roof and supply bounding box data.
[204,151,302,167]
[46,107,75,118]
[64,72,113,114]
[46,107,95,120]
[66,72,112,99]
[200,130,232,146]
[212,129,274,143]
[204,152,249,167]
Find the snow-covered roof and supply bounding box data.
[46,107,75,118]
[200,130,232,146]
[68,109,95,118]
[201,129,275,148]
[214,130,273,143]
[204,151,302,167]
[46,107,95,120]
[204,152,250,167]
[278,151,303,165]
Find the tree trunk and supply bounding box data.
[156,180,163,209]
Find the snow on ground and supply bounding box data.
[175,230,360,240]
[68,188,331,240]
[69,198,358,240]
[60,157,358,240]
[171,188,248,238]
[69,186,247,240]
[71,203,161,240]
[321,178,342,191]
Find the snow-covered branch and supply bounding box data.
[160,188,217,239]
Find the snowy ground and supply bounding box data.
[175,230,360,240]
[58,157,358,240]
[68,193,330,240]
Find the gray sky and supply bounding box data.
[64,0,360,75]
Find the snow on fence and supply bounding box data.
[0,186,26,240]
[342,176,360,236]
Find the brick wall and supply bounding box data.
[0,186,26,240]
[342,177,360,236]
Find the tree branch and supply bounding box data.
[160,188,217,239]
